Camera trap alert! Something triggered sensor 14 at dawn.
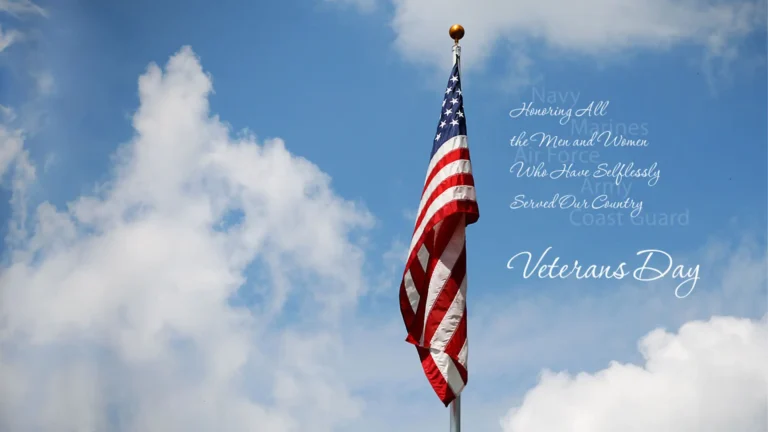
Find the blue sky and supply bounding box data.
[0,1,766,431]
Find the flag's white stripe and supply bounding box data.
[408,185,476,259]
[404,270,420,313]
[458,339,468,368]
[429,273,467,351]
[421,221,465,344]
[416,159,473,221]
[430,349,466,396]
[423,135,468,187]
[417,244,429,270]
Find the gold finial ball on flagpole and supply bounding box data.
[449,24,465,43]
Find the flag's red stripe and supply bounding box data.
[417,346,455,406]
[399,280,415,331]
[421,214,462,344]
[418,146,477,226]
[400,198,477,320]
[409,231,434,344]
[420,148,471,197]
[403,195,477,284]
[412,172,475,238]
[409,243,429,295]
[405,172,475,272]
[432,213,461,258]
[420,223,450,345]
[443,306,467,360]
[400,199,476,334]
[422,242,467,346]
[400,244,429,341]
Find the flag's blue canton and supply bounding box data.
[430,60,466,158]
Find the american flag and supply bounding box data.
[399,56,479,406]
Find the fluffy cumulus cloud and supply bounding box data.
[0,46,376,432]
[501,315,768,432]
[398,0,763,64]
[334,0,765,83]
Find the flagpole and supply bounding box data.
[447,24,465,432]
[450,394,461,432]
[451,25,462,66]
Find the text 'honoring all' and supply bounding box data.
[506,87,690,227]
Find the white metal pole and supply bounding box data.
[452,43,461,66]
[450,393,461,432]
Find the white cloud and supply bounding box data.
[401,207,416,222]
[0,0,46,17]
[0,126,35,244]
[0,46,374,431]
[0,105,15,121]
[0,126,24,177]
[42,152,55,172]
[326,0,765,80]
[1,1,51,136]
[33,70,54,95]
[501,315,768,432]
[1,6,37,246]
[0,25,20,53]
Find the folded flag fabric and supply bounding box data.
[399,56,479,406]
